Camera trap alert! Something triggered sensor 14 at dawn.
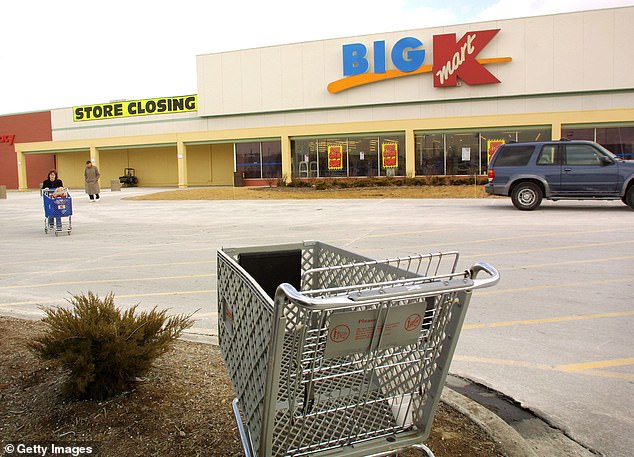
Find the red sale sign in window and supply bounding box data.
[487,139,505,164]
[382,143,398,168]
[328,145,343,170]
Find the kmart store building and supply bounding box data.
[13,6,634,190]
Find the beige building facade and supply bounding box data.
[15,6,634,190]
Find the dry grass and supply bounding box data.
[1,316,505,457]
[126,185,489,201]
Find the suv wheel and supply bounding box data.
[626,186,634,210]
[511,182,543,211]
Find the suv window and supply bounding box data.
[537,145,558,165]
[564,144,603,165]
[492,145,534,166]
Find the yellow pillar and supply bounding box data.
[90,146,100,166]
[177,142,188,188]
[551,121,562,140]
[405,128,415,178]
[281,135,292,183]
[16,149,28,191]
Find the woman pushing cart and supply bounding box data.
[42,170,72,236]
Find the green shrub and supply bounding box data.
[29,292,195,400]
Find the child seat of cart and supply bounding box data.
[43,187,68,198]
[237,249,302,299]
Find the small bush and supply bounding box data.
[29,292,195,400]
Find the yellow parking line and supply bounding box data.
[116,289,215,298]
[486,255,634,271]
[363,227,627,242]
[454,355,551,371]
[454,355,634,381]
[462,240,633,258]
[463,310,634,330]
[0,260,216,278]
[0,289,216,308]
[0,273,216,289]
[558,358,634,372]
[476,276,633,295]
[365,228,461,238]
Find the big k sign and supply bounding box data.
[328,29,511,93]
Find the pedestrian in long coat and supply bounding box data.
[84,160,101,201]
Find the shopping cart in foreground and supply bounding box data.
[217,241,499,457]
[43,188,72,236]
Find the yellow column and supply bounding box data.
[90,145,100,166]
[405,129,415,177]
[281,135,292,183]
[551,121,562,140]
[177,142,188,188]
[16,149,28,191]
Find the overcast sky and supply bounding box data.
[1,0,632,116]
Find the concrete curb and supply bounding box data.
[441,388,539,457]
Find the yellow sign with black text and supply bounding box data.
[73,95,197,122]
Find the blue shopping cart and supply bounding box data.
[43,189,72,236]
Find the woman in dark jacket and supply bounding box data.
[42,170,63,190]
[42,170,64,230]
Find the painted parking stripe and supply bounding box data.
[475,277,633,296]
[482,255,634,271]
[557,358,634,372]
[0,289,217,308]
[463,310,634,329]
[0,273,215,289]
[454,355,634,381]
[0,260,216,278]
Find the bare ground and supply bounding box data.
[125,185,489,201]
[0,316,506,457]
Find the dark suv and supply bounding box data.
[485,140,634,210]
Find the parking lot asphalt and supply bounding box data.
[1,187,632,457]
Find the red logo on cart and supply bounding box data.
[330,324,351,343]
[404,313,422,332]
[58,205,66,210]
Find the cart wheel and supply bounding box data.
[54,231,59,237]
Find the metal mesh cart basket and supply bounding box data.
[217,241,499,457]
[43,189,72,236]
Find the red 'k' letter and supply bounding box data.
[433,29,500,87]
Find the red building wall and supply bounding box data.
[0,111,54,189]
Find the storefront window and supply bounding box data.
[261,141,282,179]
[562,128,594,141]
[416,133,444,175]
[563,125,634,160]
[236,141,282,179]
[597,126,634,160]
[380,135,405,176]
[318,138,348,178]
[446,132,479,175]
[236,142,261,179]
[348,137,378,177]
[293,139,317,178]
[480,131,517,173]
[291,134,404,179]
[415,127,552,175]
[516,128,551,143]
